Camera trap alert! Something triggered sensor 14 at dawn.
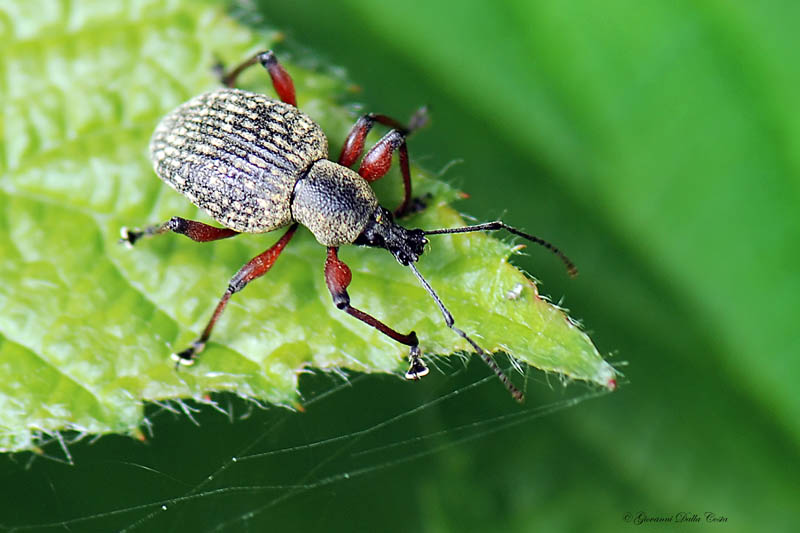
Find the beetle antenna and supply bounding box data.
[408,264,524,403]
[423,222,578,277]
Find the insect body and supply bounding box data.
[151,89,328,234]
[151,89,381,246]
[121,51,576,402]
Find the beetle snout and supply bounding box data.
[409,229,427,258]
[393,229,426,265]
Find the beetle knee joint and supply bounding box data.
[258,50,276,67]
[333,292,350,309]
[168,216,188,234]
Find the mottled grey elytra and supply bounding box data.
[151,88,376,245]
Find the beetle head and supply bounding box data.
[354,206,427,265]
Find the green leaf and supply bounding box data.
[0,0,613,452]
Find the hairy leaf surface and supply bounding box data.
[0,0,614,452]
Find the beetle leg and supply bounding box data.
[119,217,239,248]
[339,108,428,217]
[324,247,428,379]
[221,50,297,107]
[171,224,298,365]
[339,114,406,167]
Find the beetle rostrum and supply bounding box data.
[120,50,577,402]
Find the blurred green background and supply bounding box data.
[2,0,798,531]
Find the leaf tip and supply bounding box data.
[596,362,619,391]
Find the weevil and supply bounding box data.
[121,51,577,402]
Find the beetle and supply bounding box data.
[121,50,577,402]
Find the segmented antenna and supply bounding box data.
[424,221,578,277]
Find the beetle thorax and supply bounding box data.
[291,160,379,246]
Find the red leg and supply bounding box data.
[339,114,407,167]
[338,108,428,217]
[359,130,413,216]
[324,247,429,379]
[119,216,239,248]
[221,50,296,106]
[172,224,298,365]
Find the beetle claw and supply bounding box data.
[404,345,429,380]
[171,341,204,368]
[119,226,143,248]
[170,352,195,366]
